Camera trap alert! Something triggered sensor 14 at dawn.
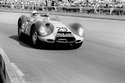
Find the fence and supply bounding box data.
[0,4,125,15]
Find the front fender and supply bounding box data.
[31,21,54,37]
[30,21,44,36]
[69,23,85,37]
[34,21,44,29]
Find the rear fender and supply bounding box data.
[18,15,28,29]
[20,15,28,23]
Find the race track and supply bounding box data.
[0,12,125,83]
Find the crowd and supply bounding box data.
[0,0,125,15]
[0,0,124,8]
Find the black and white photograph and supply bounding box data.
[0,0,125,83]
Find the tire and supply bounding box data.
[72,41,83,49]
[31,27,40,48]
[18,19,25,40]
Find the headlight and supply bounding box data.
[39,27,47,36]
[78,28,84,37]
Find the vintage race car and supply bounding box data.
[18,13,85,49]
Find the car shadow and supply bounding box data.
[9,35,75,50]
[9,35,33,49]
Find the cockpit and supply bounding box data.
[40,13,50,18]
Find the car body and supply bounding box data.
[18,13,85,49]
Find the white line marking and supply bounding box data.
[0,47,26,83]
[11,63,25,77]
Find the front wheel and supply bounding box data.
[31,28,40,48]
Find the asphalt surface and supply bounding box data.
[0,12,125,83]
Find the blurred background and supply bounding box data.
[1,0,125,15]
[0,0,125,8]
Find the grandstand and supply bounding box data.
[0,0,125,9]
[0,0,125,5]
[0,0,125,15]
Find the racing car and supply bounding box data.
[18,11,85,49]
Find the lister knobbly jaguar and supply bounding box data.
[18,11,85,49]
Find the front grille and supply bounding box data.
[56,32,72,36]
[56,37,75,43]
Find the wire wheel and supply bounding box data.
[31,28,40,48]
[32,31,38,45]
[18,20,25,40]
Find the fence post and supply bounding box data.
[31,5,35,10]
[55,6,57,11]
[22,4,24,10]
[110,7,114,15]
[11,4,14,10]
[42,6,45,11]
[79,6,82,13]
[94,6,98,14]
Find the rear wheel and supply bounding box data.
[18,20,25,40]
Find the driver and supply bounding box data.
[29,10,38,22]
[31,10,38,17]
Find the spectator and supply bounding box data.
[110,5,114,15]
[10,3,14,10]
[94,2,99,14]
[45,0,48,6]
[51,0,55,6]
[21,2,24,10]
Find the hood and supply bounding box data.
[49,21,71,32]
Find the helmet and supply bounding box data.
[31,10,38,16]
